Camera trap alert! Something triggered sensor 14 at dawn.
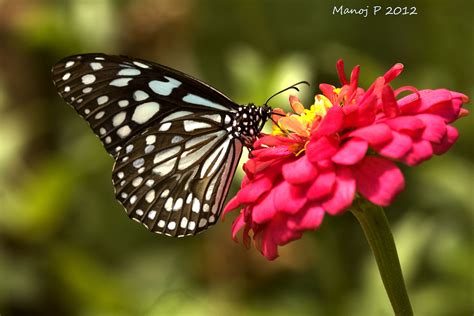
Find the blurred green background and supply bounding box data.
[0,0,472,315]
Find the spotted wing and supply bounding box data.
[113,114,242,236]
[51,53,237,156]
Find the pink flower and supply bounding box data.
[225,60,469,260]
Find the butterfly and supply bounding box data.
[52,53,307,237]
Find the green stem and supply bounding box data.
[350,199,413,316]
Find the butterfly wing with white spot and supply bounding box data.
[112,115,242,236]
[52,53,237,155]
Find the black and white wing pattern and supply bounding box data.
[52,53,237,155]
[52,53,271,236]
[113,117,242,236]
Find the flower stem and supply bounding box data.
[350,199,413,316]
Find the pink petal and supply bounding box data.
[403,139,434,166]
[354,156,405,206]
[287,205,325,231]
[416,114,447,143]
[254,135,286,148]
[258,216,303,260]
[313,106,344,137]
[244,152,286,175]
[374,131,413,160]
[289,95,304,114]
[347,123,393,147]
[231,213,246,240]
[382,85,400,117]
[282,155,319,184]
[426,90,464,122]
[343,94,377,129]
[343,65,361,100]
[349,65,361,91]
[307,164,336,200]
[396,90,422,114]
[258,230,280,261]
[450,91,469,103]
[383,116,425,135]
[271,222,303,247]
[394,85,419,97]
[342,103,359,127]
[383,63,404,83]
[432,125,459,155]
[319,84,337,100]
[356,93,377,127]
[398,89,462,122]
[322,166,356,215]
[252,190,278,223]
[336,59,348,85]
[366,77,385,104]
[224,195,241,214]
[236,174,274,204]
[251,145,292,160]
[332,138,368,165]
[459,108,469,117]
[306,136,339,162]
[273,181,308,214]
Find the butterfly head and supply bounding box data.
[233,104,271,148]
[259,104,273,125]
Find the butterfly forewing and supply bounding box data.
[51,53,237,155]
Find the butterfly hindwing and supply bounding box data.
[112,116,242,236]
[51,53,237,155]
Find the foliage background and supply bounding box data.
[0,0,472,315]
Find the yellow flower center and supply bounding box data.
[313,94,333,117]
[271,94,334,137]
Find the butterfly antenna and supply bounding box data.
[270,116,279,125]
[264,80,310,106]
[268,115,289,136]
[270,111,286,117]
[266,81,309,132]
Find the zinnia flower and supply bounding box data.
[224,60,469,260]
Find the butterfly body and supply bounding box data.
[230,103,271,147]
[52,53,271,237]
